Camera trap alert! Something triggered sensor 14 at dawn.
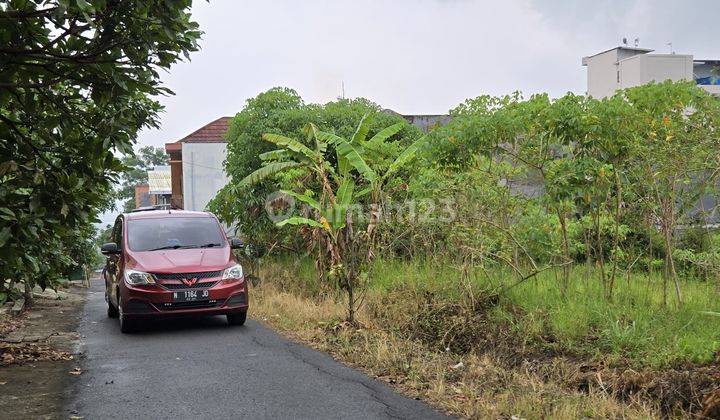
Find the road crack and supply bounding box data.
[280,341,404,419]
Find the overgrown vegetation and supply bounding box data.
[236,118,428,322]
[0,1,200,303]
[218,82,720,417]
[219,82,720,310]
[208,88,422,250]
[254,258,720,418]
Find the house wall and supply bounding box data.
[586,48,697,98]
[619,54,692,89]
[617,55,643,89]
[585,49,622,98]
[168,149,183,209]
[643,54,693,83]
[181,142,229,212]
[583,48,693,99]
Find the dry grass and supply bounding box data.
[251,263,663,419]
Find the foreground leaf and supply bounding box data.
[240,161,302,186]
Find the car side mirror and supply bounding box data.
[229,237,244,249]
[101,242,121,255]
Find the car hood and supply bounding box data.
[127,247,232,273]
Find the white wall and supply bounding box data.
[618,55,643,89]
[181,142,229,212]
[585,50,620,99]
[586,50,695,98]
[619,54,692,89]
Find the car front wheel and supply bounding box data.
[227,311,247,326]
[118,296,135,333]
[107,298,119,318]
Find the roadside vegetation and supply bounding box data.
[213,82,720,417]
[269,256,720,368]
[253,259,711,418]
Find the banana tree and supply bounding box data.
[240,116,427,322]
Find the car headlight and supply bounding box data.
[222,263,244,282]
[124,269,155,285]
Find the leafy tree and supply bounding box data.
[418,81,720,303]
[208,88,421,249]
[239,118,428,322]
[214,81,718,311]
[0,1,200,300]
[209,88,308,247]
[95,223,114,248]
[622,81,720,305]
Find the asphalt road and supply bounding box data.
[66,281,447,419]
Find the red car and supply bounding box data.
[101,209,248,333]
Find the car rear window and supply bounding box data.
[127,217,226,252]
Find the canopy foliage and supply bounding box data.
[0,0,200,297]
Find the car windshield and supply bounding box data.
[127,217,226,252]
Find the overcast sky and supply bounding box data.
[98,0,718,225]
[135,0,719,150]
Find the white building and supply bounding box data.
[165,117,231,212]
[147,165,172,208]
[582,46,720,98]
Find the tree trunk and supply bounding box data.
[347,276,355,323]
[23,281,34,307]
[660,181,682,307]
[584,228,592,284]
[663,220,682,306]
[648,240,653,278]
[594,209,606,292]
[556,208,570,297]
[662,247,669,307]
[608,171,623,300]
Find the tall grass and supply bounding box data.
[265,255,720,368]
[501,268,720,367]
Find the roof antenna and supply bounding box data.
[667,42,674,54]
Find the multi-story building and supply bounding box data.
[165,117,231,211]
[582,46,720,98]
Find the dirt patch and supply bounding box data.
[0,285,87,419]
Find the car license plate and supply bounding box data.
[172,289,209,302]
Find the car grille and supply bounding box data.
[152,270,223,291]
[152,270,223,281]
[160,280,219,290]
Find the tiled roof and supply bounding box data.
[176,117,232,143]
